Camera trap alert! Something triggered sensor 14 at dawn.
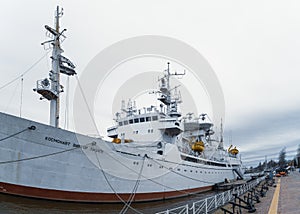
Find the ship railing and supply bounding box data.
[155,177,265,214]
[155,204,189,214]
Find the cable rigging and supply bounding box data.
[0,146,81,165]
[0,51,50,91]
[96,144,217,195]
[119,157,145,214]
[0,126,35,142]
[3,80,20,113]
[75,76,197,210]
[148,157,216,184]
[94,151,143,214]
[64,76,70,129]
[75,76,218,200]
[19,76,24,117]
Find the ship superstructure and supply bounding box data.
[107,62,184,146]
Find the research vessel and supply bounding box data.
[0,6,243,202]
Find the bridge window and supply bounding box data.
[140,117,145,122]
[134,118,139,123]
[152,116,158,121]
[118,121,123,126]
[124,120,128,125]
[129,119,133,124]
[146,117,151,122]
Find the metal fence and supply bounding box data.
[156,177,265,214]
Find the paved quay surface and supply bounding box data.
[254,179,276,214]
[278,170,300,214]
[215,170,300,213]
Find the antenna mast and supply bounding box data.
[158,62,185,118]
[34,6,76,128]
[219,119,224,149]
[49,6,63,127]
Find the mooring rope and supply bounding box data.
[94,151,143,214]
[119,157,145,214]
[0,126,36,142]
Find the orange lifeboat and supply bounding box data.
[192,141,205,152]
[112,138,133,144]
[228,145,239,155]
[112,138,121,144]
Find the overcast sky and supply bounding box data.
[0,0,300,166]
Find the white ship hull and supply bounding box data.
[0,112,240,202]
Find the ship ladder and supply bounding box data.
[233,168,244,180]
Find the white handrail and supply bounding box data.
[155,177,265,214]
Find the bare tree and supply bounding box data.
[297,144,300,167]
[278,147,286,167]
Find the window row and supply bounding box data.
[176,168,227,174]
[132,129,153,134]
[119,115,159,126]
[131,162,228,175]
